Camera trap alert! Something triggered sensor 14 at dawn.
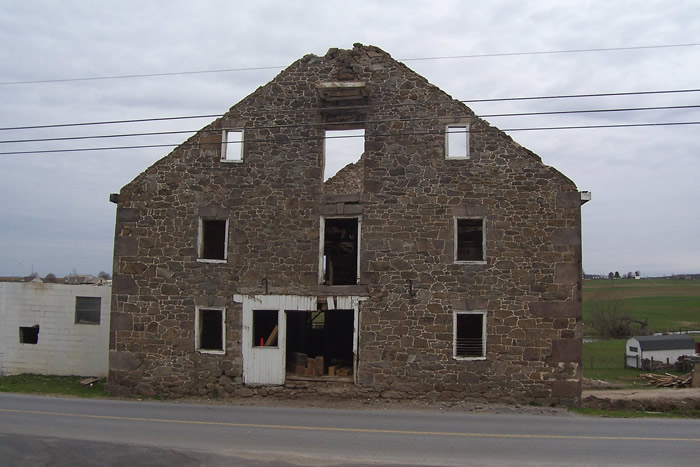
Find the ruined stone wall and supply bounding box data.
[108,44,581,404]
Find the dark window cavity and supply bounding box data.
[455,312,485,358]
[198,309,224,352]
[200,219,227,260]
[322,218,359,285]
[75,297,101,324]
[19,325,40,344]
[253,309,278,347]
[456,218,484,262]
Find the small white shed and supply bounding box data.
[625,335,696,369]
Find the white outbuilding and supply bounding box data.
[0,280,111,376]
[625,335,697,369]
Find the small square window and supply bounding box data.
[196,308,225,353]
[75,297,101,324]
[629,346,638,353]
[446,124,469,159]
[455,218,485,262]
[454,312,486,359]
[253,309,278,347]
[199,218,228,261]
[222,129,244,162]
[19,325,40,344]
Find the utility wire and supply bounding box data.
[2,104,699,145]
[1,43,698,86]
[2,121,699,156]
[2,88,700,132]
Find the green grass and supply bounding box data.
[0,374,109,398]
[582,339,689,385]
[583,279,700,333]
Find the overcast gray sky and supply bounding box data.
[1,0,698,278]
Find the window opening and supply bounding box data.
[19,325,39,344]
[446,124,469,159]
[324,129,364,181]
[322,218,359,285]
[198,308,224,352]
[200,219,227,260]
[253,309,278,347]
[75,297,101,324]
[286,307,354,378]
[222,130,243,161]
[456,218,485,262]
[454,312,485,358]
[629,346,638,352]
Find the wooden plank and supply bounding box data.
[264,325,278,346]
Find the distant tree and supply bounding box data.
[97,271,112,280]
[626,272,634,279]
[635,270,641,277]
[608,272,614,280]
[44,273,57,283]
[614,271,621,279]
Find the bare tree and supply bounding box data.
[97,271,112,280]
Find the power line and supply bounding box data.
[1,43,698,86]
[2,121,699,156]
[401,43,700,61]
[2,88,700,132]
[2,104,699,146]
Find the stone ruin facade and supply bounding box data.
[107,44,586,405]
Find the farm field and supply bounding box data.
[582,279,700,383]
[583,279,700,333]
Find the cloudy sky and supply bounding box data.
[1,1,698,278]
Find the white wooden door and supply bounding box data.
[242,295,315,385]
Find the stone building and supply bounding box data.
[107,44,587,404]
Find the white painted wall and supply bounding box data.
[0,282,111,376]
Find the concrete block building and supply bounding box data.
[107,44,587,404]
[0,281,111,376]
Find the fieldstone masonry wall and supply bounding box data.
[108,44,583,404]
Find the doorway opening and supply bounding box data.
[285,303,354,380]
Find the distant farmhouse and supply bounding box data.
[0,278,111,376]
[108,44,588,404]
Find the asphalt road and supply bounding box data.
[0,393,699,466]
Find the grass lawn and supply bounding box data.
[583,279,700,333]
[0,374,109,398]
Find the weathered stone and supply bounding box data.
[108,44,583,405]
[529,302,581,319]
[551,339,582,364]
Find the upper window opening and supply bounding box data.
[324,129,364,181]
[253,310,279,347]
[75,297,101,324]
[197,308,225,353]
[199,219,228,261]
[322,217,359,285]
[454,312,486,359]
[222,130,244,162]
[446,124,469,159]
[456,218,485,262]
[19,325,40,344]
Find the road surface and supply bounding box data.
[0,393,699,465]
